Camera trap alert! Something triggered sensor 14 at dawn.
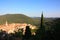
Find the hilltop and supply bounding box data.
[0,14,39,25]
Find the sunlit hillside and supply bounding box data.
[0,14,40,26]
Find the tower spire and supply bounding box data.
[6,20,8,27]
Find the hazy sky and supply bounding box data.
[0,0,60,17]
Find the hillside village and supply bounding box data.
[0,21,37,34]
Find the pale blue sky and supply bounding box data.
[0,0,60,17]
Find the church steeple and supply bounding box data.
[6,20,8,27]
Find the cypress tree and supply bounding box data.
[23,26,31,40]
[41,12,44,28]
[36,12,45,40]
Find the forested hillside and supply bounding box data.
[0,14,39,25]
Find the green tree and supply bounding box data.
[36,12,45,40]
[52,18,60,40]
[45,18,60,40]
[23,26,31,40]
[14,29,23,38]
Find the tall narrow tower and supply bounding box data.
[6,20,8,27]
